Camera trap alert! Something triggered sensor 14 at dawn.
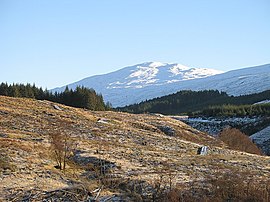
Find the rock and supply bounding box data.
[197,146,209,155]
[151,113,164,117]
[52,105,62,111]
[0,133,8,138]
[0,110,8,115]
[31,138,44,142]
[158,125,175,136]
[97,118,110,124]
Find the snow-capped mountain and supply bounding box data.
[52,62,223,106]
[52,62,270,107]
[106,62,222,89]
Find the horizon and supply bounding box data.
[0,61,269,89]
[1,0,269,89]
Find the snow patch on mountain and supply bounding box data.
[104,62,223,90]
[52,62,270,107]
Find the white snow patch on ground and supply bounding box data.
[253,100,270,105]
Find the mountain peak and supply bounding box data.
[125,62,222,84]
[145,61,166,68]
[52,63,270,107]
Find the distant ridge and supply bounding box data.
[52,62,270,107]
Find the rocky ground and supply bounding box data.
[0,96,269,201]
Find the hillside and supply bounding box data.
[118,89,270,115]
[52,63,270,107]
[250,126,270,155]
[118,89,270,155]
[0,83,108,111]
[0,96,269,201]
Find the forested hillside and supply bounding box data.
[118,90,270,116]
[0,83,109,111]
[193,104,270,117]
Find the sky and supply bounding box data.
[0,0,269,89]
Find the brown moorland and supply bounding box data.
[0,96,269,201]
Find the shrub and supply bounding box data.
[164,172,270,202]
[50,132,76,170]
[218,128,262,155]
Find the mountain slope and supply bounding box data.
[52,63,270,107]
[0,96,270,201]
[52,62,223,106]
[118,89,270,115]
[250,126,270,155]
[169,63,270,96]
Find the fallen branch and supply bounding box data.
[94,185,103,200]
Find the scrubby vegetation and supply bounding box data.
[218,128,262,155]
[108,170,270,201]
[163,171,270,202]
[0,82,109,110]
[50,132,76,170]
[118,89,270,116]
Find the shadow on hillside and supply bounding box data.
[73,150,116,177]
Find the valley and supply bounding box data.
[119,89,270,156]
[2,1,269,201]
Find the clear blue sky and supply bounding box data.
[0,0,269,89]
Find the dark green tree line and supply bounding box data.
[0,82,110,111]
[195,104,270,117]
[118,89,270,116]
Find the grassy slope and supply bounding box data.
[0,96,269,200]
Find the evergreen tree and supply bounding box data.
[0,82,107,111]
[118,89,270,116]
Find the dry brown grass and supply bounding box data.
[0,138,34,152]
[0,96,269,201]
[219,127,263,155]
[164,171,270,202]
[0,149,16,172]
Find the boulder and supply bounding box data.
[197,146,209,155]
